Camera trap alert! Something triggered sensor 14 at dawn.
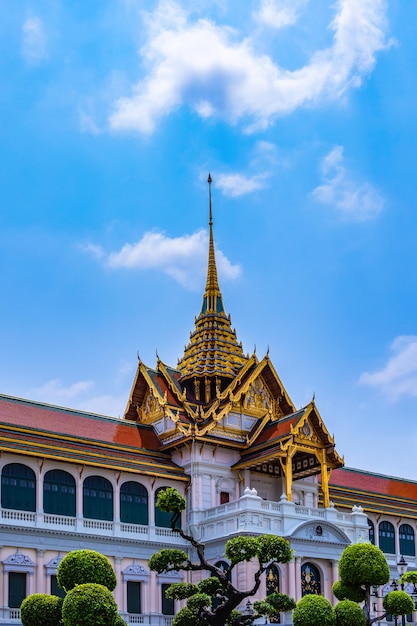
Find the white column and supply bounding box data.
[149,572,157,613]
[295,558,302,601]
[36,550,45,594]
[76,467,84,527]
[114,557,122,608]
[288,560,296,600]
[331,560,339,604]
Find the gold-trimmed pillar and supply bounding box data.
[321,450,330,508]
[284,448,295,502]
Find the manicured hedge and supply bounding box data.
[62,583,118,626]
[57,549,116,592]
[20,593,63,626]
[293,594,335,626]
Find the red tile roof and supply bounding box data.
[328,467,417,518]
[0,394,186,480]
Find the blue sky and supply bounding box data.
[1,0,417,480]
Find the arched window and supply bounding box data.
[1,463,36,511]
[368,519,375,545]
[83,476,113,521]
[379,521,395,554]
[266,564,280,623]
[120,482,148,525]
[301,563,321,596]
[44,469,76,517]
[399,524,415,557]
[155,487,180,528]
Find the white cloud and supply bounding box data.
[85,229,241,289]
[22,16,47,63]
[109,0,390,134]
[359,336,417,400]
[27,378,128,417]
[255,0,308,29]
[312,145,384,221]
[216,172,269,197]
[216,141,280,198]
[76,393,128,417]
[28,379,95,405]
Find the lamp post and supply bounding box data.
[391,556,408,626]
[245,599,254,616]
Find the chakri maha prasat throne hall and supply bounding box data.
[1,178,417,625]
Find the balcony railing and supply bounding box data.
[0,508,185,544]
[0,610,174,626]
[189,488,369,543]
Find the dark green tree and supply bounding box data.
[333,543,414,626]
[334,599,366,626]
[149,487,295,626]
[293,594,335,626]
[62,583,119,626]
[21,549,124,626]
[20,593,63,626]
[57,549,117,592]
[383,590,414,619]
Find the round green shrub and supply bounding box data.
[62,583,118,626]
[332,580,366,603]
[57,549,117,592]
[334,599,366,626]
[293,594,335,626]
[20,593,63,626]
[383,590,414,616]
[338,543,390,587]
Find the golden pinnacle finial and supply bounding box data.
[177,175,248,382]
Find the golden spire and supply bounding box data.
[177,175,247,393]
[201,173,224,315]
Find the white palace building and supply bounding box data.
[1,180,417,625]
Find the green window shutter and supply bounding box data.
[399,524,415,557]
[127,581,141,614]
[162,584,174,615]
[155,487,180,529]
[120,482,149,525]
[368,519,375,545]
[83,476,113,521]
[50,575,65,598]
[1,464,36,512]
[379,521,395,554]
[44,470,76,517]
[9,572,26,608]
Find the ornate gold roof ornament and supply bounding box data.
[177,174,248,397]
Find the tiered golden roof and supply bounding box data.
[177,175,248,385]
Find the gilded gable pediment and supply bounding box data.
[244,378,271,413]
[138,388,165,424]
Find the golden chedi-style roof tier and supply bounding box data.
[177,175,248,383]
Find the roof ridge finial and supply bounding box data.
[202,173,223,315]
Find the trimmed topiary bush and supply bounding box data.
[338,543,389,587]
[293,594,335,626]
[57,549,116,592]
[332,580,366,603]
[383,590,414,617]
[335,599,366,626]
[20,594,63,626]
[62,583,118,626]
[113,615,128,626]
